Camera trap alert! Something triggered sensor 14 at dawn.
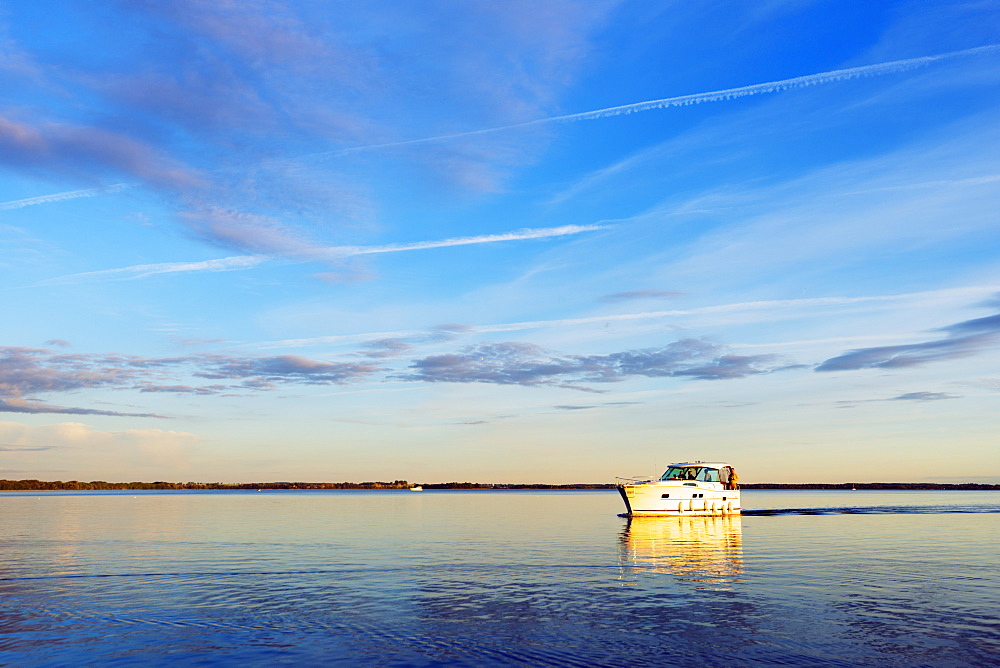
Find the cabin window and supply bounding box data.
[660,494,670,499]
[660,466,722,482]
[661,466,701,480]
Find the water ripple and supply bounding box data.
[743,504,1000,516]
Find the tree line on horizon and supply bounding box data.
[1,479,998,491]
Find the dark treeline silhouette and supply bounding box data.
[0,479,415,491]
[1,479,998,491]
[419,482,613,489]
[0,479,613,491]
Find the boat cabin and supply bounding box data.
[659,462,738,489]
[616,461,741,516]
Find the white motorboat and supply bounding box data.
[616,462,740,516]
[409,485,423,491]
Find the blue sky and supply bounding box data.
[1,1,999,483]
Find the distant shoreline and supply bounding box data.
[1,479,998,491]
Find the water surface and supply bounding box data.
[1,489,997,665]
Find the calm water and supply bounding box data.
[1,489,998,666]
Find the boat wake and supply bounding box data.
[742,505,1000,516]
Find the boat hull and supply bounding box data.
[618,481,740,516]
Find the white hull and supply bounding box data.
[618,480,740,516]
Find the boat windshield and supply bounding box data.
[660,466,720,482]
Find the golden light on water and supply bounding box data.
[618,515,743,589]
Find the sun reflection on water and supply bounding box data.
[618,515,743,589]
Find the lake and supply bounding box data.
[1,489,998,666]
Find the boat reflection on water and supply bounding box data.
[618,515,743,590]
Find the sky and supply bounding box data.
[1,0,999,484]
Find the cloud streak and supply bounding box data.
[599,289,683,303]
[0,116,204,192]
[0,183,132,210]
[0,398,161,418]
[400,339,794,387]
[251,285,1000,350]
[817,312,1000,371]
[890,392,959,401]
[314,45,1000,158]
[40,255,269,285]
[42,224,606,284]
[321,224,608,258]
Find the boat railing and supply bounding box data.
[615,476,657,486]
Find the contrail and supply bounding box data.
[8,46,996,209]
[311,44,999,159]
[39,224,607,284]
[0,183,131,211]
[39,255,268,285]
[531,45,1000,124]
[321,224,608,258]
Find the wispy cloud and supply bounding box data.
[890,392,960,401]
[599,289,683,304]
[0,445,57,451]
[469,289,999,334]
[193,354,380,385]
[252,286,1000,350]
[0,183,131,210]
[824,174,1000,199]
[0,422,202,477]
[400,339,794,387]
[357,339,415,359]
[321,224,608,258]
[41,224,606,284]
[0,116,204,192]
[2,2,619,258]
[41,255,268,285]
[310,45,1000,159]
[0,345,383,416]
[0,398,162,418]
[817,311,1000,371]
[0,334,794,413]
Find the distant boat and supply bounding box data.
[409,485,423,491]
[616,462,740,516]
